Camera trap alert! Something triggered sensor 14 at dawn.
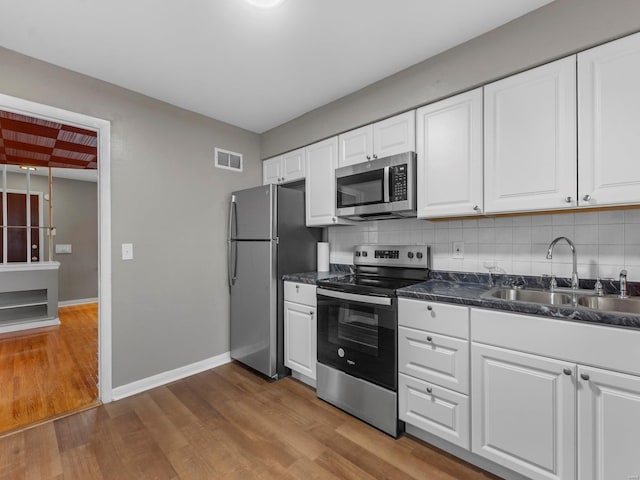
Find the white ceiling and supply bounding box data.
[0,0,553,133]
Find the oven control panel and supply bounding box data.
[353,244,430,268]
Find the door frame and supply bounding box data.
[0,92,113,402]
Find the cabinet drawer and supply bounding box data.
[399,326,469,394]
[399,373,470,450]
[398,298,469,339]
[284,281,316,306]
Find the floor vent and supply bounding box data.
[215,148,243,172]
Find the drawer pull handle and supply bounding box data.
[580,373,590,381]
[563,368,572,376]
[427,306,433,311]
[426,387,432,394]
[426,336,433,342]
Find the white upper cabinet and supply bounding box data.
[416,88,483,218]
[338,125,373,167]
[338,111,415,167]
[262,156,282,185]
[282,148,306,182]
[578,32,640,207]
[262,147,305,185]
[373,111,416,159]
[484,56,577,214]
[305,137,351,226]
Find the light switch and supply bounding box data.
[121,243,134,260]
[55,244,72,254]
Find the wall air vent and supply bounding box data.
[215,148,243,172]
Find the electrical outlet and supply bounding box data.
[453,241,464,258]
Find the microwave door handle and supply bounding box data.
[383,166,390,203]
[317,288,392,306]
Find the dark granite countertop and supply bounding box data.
[282,264,352,285]
[283,267,640,330]
[398,271,640,330]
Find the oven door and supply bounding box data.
[317,288,397,391]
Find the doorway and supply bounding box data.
[0,93,112,432]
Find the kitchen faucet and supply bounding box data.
[619,269,628,298]
[546,237,579,290]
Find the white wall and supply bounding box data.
[329,209,640,280]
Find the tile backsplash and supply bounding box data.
[328,209,640,280]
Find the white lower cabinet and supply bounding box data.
[398,298,470,449]
[471,343,576,480]
[578,365,640,480]
[471,307,640,480]
[399,373,470,449]
[283,282,317,383]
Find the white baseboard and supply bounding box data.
[58,297,99,306]
[0,317,60,334]
[111,351,231,401]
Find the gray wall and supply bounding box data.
[261,0,640,158]
[5,172,98,302]
[0,47,261,387]
[51,177,98,302]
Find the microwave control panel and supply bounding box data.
[391,165,408,201]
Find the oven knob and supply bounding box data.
[362,251,368,257]
[416,251,423,259]
[337,348,345,358]
[407,252,414,259]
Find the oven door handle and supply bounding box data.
[317,288,392,306]
[383,166,390,203]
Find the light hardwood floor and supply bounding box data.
[0,362,500,479]
[0,303,99,434]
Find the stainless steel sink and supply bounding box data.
[576,295,640,315]
[483,285,640,315]
[482,287,574,305]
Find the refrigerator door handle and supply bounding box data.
[228,194,237,241]
[228,197,238,289]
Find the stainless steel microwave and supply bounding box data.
[335,152,416,221]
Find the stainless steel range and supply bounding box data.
[316,244,430,437]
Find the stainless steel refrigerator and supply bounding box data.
[227,184,322,379]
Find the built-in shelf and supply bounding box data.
[0,289,47,310]
[0,262,59,331]
[0,304,49,324]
